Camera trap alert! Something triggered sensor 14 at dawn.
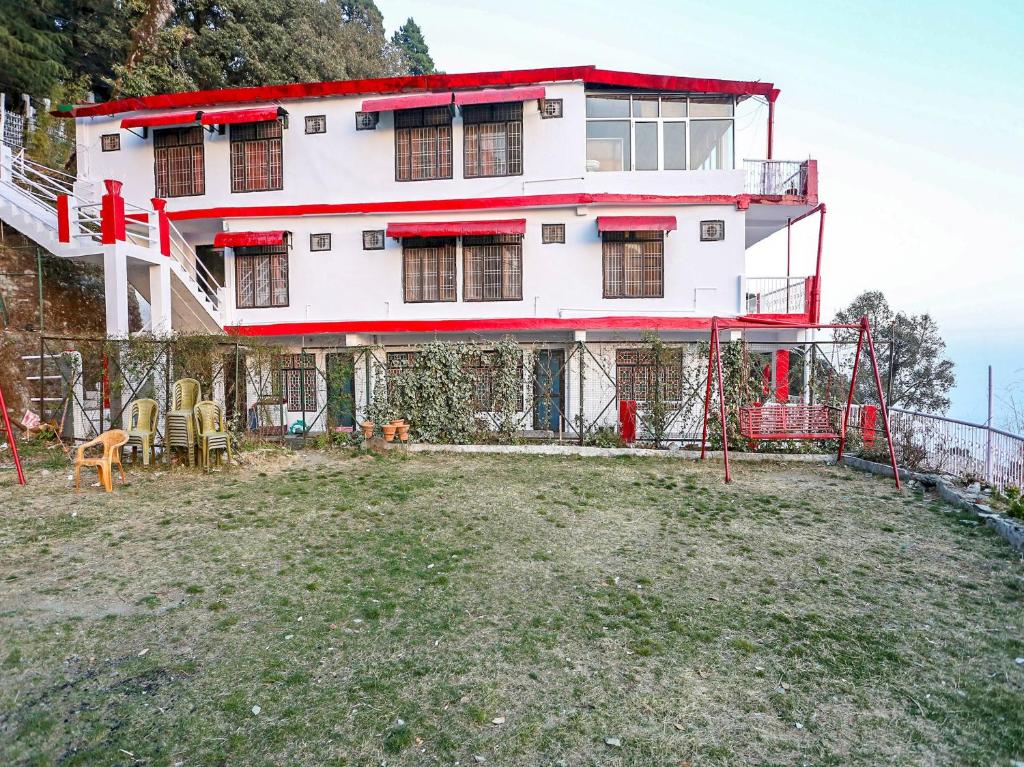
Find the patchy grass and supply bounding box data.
[0,449,1022,766]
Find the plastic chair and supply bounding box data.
[193,401,232,470]
[125,398,158,466]
[74,429,128,492]
[165,378,201,466]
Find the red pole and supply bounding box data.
[100,179,126,245]
[699,318,717,459]
[151,197,171,257]
[0,380,26,485]
[57,194,71,243]
[714,322,731,483]
[864,318,901,489]
[767,90,778,160]
[837,324,865,462]
[786,217,792,278]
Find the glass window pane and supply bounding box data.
[664,122,687,170]
[690,97,734,117]
[632,96,659,117]
[661,96,687,118]
[585,95,630,118]
[689,119,734,170]
[635,121,658,170]
[586,120,630,172]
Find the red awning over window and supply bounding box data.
[213,230,289,248]
[386,219,527,238]
[361,91,453,113]
[453,86,546,106]
[200,106,284,126]
[596,216,678,233]
[120,111,201,129]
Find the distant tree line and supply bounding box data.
[0,0,436,102]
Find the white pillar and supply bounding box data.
[149,262,172,333]
[103,245,130,337]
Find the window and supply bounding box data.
[235,244,289,308]
[101,134,120,152]
[305,115,327,134]
[585,93,734,172]
[230,120,283,193]
[700,220,725,241]
[310,233,331,251]
[540,99,563,119]
[386,351,417,408]
[466,350,524,411]
[602,231,664,298]
[395,107,452,181]
[463,102,523,178]
[402,237,456,302]
[542,223,565,244]
[463,234,522,302]
[363,230,385,250]
[616,348,683,402]
[153,126,205,198]
[280,353,317,412]
[355,111,379,131]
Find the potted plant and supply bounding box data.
[381,423,398,442]
[396,421,410,442]
[361,420,375,439]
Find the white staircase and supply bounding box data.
[0,148,225,334]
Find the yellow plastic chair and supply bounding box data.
[74,429,128,492]
[125,398,158,466]
[193,400,232,470]
[165,378,201,466]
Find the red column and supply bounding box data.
[151,197,171,256]
[101,179,126,244]
[56,195,71,243]
[774,350,790,403]
[619,400,637,444]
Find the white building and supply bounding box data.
[0,66,825,438]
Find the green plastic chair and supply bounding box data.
[125,398,158,466]
[166,378,201,466]
[193,400,232,471]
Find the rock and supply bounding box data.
[40,469,50,476]
[604,737,622,748]
[474,756,486,764]
[967,482,981,494]
[251,705,261,715]
[1015,657,1024,665]
[491,716,505,725]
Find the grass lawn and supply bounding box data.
[1,447,1022,766]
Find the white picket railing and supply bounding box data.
[745,276,809,315]
[743,159,809,196]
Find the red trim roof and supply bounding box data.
[362,91,452,112]
[213,230,288,247]
[386,219,527,238]
[596,215,678,232]
[120,110,201,129]
[453,86,546,106]
[59,66,776,118]
[200,107,282,126]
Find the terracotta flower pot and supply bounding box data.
[396,423,410,442]
[361,421,375,439]
[382,424,397,443]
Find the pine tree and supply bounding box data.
[391,17,435,76]
[0,0,67,95]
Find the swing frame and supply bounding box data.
[699,315,900,488]
[0,378,26,485]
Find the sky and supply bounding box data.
[376,0,1024,426]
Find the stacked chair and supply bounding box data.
[125,398,158,466]
[165,378,201,467]
[193,400,233,470]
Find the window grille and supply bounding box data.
[540,99,563,119]
[395,107,452,181]
[402,237,456,302]
[235,244,289,308]
[386,351,417,407]
[542,223,565,244]
[305,115,327,134]
[101,134,121,152]
[280,353,317,412]
[465,350,525,411]
[602,231,664,298]
[154,126,205,198]
[462,102,523,178]
[463,234,522,301]
[363,230,385,250]
[700,219,724,241]
[355,111,379,130]
[310,233,331,251]
[230,120,283,193]
[615,348,684,402]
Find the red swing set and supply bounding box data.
[699,315,900,488]
[0,378,26,485]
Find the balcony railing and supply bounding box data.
[744,160,809,196]
[745,277,810,315]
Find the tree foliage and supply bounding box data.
[832,291,955,413]
[391,17,435,76]
[0,0,67,95]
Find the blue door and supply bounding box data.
[533,350,565,431]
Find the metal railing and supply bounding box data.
[745,277,808,315]
[744,160,808,196]
[168,219,222,310]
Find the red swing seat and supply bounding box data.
[738,403,839,440]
